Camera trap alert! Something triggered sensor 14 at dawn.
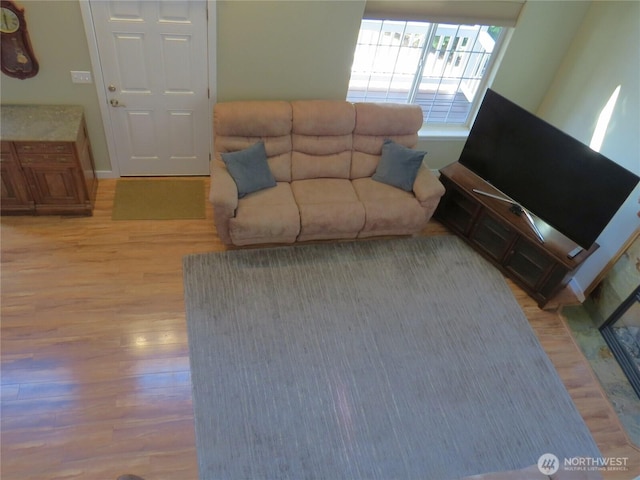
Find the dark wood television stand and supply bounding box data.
[434,162,598,308]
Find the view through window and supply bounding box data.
[347,20,506,126]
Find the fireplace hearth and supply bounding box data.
[599,285,640,399]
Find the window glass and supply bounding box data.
[347,20,506,126]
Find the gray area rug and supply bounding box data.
[183,236,601,479]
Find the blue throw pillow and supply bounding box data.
[221,141,277,198]
[372,139,426,192]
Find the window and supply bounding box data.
[347,20,507,126]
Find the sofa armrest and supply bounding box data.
[413,163,445,208]
[210,160,238,245]
[210,161,238,210]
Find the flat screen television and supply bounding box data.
[458,89,640,250]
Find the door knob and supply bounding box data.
[110,98,126,107]
[108,84,117,92]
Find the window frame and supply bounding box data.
[347,18,514,136]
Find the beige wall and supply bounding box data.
[216,0,365,101]
[492,0,591,112]
[0,1,109,171]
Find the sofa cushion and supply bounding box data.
[214,100,292,137]
[229,183,300,245]
[353,177,427,237]
[214,138,292,183]
[291,178,365,242]
[221,141,277,198]
[352,102,423,179]
[372,139,426,191]
[291,149,352,181]
[291,101,355,180]
[214,101,292,182]
[291,100,355,136]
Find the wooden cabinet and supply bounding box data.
[435,162,598,307]
[1,105,97,216]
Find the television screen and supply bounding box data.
[458,89,640,250]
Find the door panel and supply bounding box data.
[90,1,209,176]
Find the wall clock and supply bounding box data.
[1,0,38,79]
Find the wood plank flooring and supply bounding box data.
[1,178,638,480]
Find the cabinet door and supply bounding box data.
[504,238,555,290]
[16,140,94,215]
[538,265,569,300]
[1,142,34,214]
[21,162,88,213]
[1,163,34,213]
[435,181,480,234]
[470,211,516,261]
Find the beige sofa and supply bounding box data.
[210,100,445,246]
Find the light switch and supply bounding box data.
[70,71,92,84]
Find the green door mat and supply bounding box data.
[112,179,206,220]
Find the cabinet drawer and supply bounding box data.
[18,154,75,165]
[14,142,74,154]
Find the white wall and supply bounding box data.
[538,1,640,295]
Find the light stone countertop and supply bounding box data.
[0,105,84,142]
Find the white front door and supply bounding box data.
[89,1,210,176]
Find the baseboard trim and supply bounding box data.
[96,170,118,179]
[568,278,586,303]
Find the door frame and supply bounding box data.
[79,0,217,178]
